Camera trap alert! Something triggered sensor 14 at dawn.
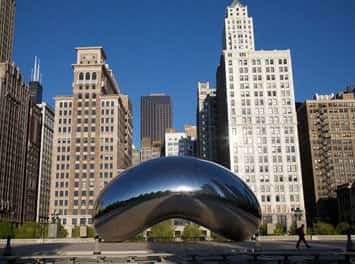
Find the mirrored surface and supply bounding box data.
[93,157,261,241]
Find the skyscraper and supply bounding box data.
[23,102,42,222]
[216,0,306,230]
[297,88,355,224]
[50,47,132,235]
[36,103,54,223]
[0,63,29,223]
[197,81,217,161]
[29,57,43,104]
[0,0,16,62]
[141,94,172,143]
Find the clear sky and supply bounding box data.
[13,0,355,148]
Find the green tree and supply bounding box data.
[182,224,202,241]
[273,223,286,235]
[313,221,336,235]
[149,220,174,242]
[259,223,267,236]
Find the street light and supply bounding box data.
[3,210,15,256]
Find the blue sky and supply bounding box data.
[13,0,355,147]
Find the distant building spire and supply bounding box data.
[32,56,41,83]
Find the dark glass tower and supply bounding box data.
[29,56,43,104]
[140,94,172,143]
[29,81,43,104]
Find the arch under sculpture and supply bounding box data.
[93,157,261,242]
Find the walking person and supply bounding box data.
[296,224,311,249]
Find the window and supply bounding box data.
[85,72,90,80]
[79,73,84,80]
[92,72,97,80]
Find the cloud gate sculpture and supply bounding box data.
[93,157,261,242]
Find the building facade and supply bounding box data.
[0,0,15,62]
[141,94,172,143]
[297,89,355,224]
[165,125,197,157]
[0,62,29,223]
[197,81,217,161]
[50,47,132,234]
[36,103,54,223]
[22,102,42,222]
[215,0,306,229]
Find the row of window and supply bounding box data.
[78,72,97,81]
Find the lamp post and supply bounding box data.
[3,210,15,256]
[294,208,303,227]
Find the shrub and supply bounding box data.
[72,226,80,238]
[273,223,286,235]
[259,223,267,236]
[15,222,44,238]
[182,224,202,241]
[129,232,146,242]
[313,222,336,235]
[87,226,96,238]
[0,221,14,238]
[335,222,355,235]
[149,220,174,241]
[211,232,229,241]
[57,223,68,238]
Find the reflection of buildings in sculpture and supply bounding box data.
[164,126,209,239]
[0,0,15,63]
[165,125,197,157]
[0,63,29,223]
[140,137,162,162]
[297,88,355,224]
[215,0,306,230]
[50,47,132,235]
[36,103,54,223]
[197,81,216,161]
[132,146,141,167]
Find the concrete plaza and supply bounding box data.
[0,239,352,263]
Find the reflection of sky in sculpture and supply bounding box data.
[94,157,261,242]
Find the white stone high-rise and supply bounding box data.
[216,0,306,229]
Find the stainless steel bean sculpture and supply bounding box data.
[93,157,261,241]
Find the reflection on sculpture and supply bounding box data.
[93,157,261,242]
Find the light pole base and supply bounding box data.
[3,237,12,256]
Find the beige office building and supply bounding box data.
[50,47,132,234]
[36,103,54,223]
[0,0,15,62]
[297,88,355,224]
[0,62,29,223]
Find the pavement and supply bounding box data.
[0,240,351,263]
